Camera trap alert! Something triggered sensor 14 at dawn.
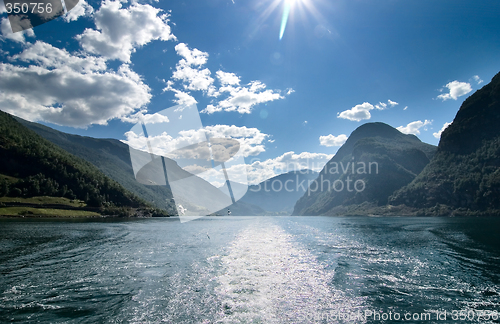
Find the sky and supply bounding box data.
[1,0,499,185]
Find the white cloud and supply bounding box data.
[0,42,151,127]
[388,99,398,107]
[337,102,374,121]
[12,41,107,72]
[173,64,214,92]
[204,81,284,114]
[403,106,408,110]
[165,43,289,114]
[175,43,208,66]
[125,122,331,185]
[171,89,198,106]
[472,75,483,85]
[202,104,221,114]
[120,111,170,124]
[163,81,198,106]
[433,122,452,139]
[124,124,269,159]
[77,0,176,62]
[164,43,217,97]
[1,17,35,43]
[63,0,94,22]
[216,70,240,86]
[437,81,472,101]
[125,124,270,187]
[244,151,332,184]
[205,125,269,157]
[397,120,432,135]
[375,99,398,110]
[319,134,348,147]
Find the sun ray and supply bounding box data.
[279,0,292,40]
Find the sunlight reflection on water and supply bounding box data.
[215,221,365,323]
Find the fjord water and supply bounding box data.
[1,217,499,323]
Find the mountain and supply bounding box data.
[16,116,177,213]
[293,122,437,215]
[213,170,318,216]
[0,111,165,216]
[240,170,318,213]
[389,72,500,215]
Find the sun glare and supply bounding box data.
[278,0,322,40]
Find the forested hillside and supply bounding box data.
[0,111,167,216]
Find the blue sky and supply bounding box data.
[1,0,499,184]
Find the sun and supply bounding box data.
[278,0,322,40]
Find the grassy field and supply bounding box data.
[0,196,100,217]
[0,174,18,183]
[0,196,86,207]
[0,207,101,217]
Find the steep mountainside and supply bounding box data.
[16,117,176,212]
[0,111,154,213]
[293,122,436,215]
[390,72,500,215]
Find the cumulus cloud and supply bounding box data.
[433,122,452,139]
[124,124,269,159]
[338,102,374,121]
[175,43,209,66]
[164,43,289,114]
[163,80,198,106]
[397,120,432,135]
[77,0,176,62]
[216,70,240,86]
[244,151,333,184]
[319,134,348,147]
[437,81,472,101]
[12,41,107,72]
[170,43,217,95]
[339,99,398,121]
[205,125,268,157]
[0,42,151,127]
[63,0,94,22]
[204,81,284,114]
[1,17,35,43]
[171,89,198,106]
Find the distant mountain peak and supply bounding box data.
[293,122,436,215]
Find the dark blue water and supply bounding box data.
[1,216,500,323]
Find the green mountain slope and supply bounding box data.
[389,72,500,215]
[293,122,437,215]
[16,116,176,213]
[0,111,163,216]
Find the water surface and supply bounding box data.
[1,216,500,323]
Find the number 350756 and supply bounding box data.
[5,2,53,14]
